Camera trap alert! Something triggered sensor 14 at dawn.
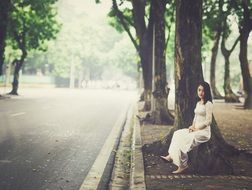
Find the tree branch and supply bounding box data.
[229,35,240,53]
[220,30,229,57]
[112,0,139,52]
[124,13,134,27]
[165,21,172,51]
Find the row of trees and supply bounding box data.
[0,0,60,94]
[107,0,252,174]
[108,0,252,116]
[1,0,138,91]
[21,8,138,86]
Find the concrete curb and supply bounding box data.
[108,104,134,189]
[79,105,129,190]
[130,105,146,190]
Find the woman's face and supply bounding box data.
[197,85,205,99]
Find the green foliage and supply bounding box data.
[23,1,138,81]
[7,0,60,52]
[108,9,125,33]
[107,5,133,33]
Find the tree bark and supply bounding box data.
[149,0,174,124]
[9,50,27,95]
[174,0,204,129]
[139,31,153,111]
[220,32,240,103]
[238,0,252,109]
[9,28,27,95]
[188,117,237,174]
[210,29,223,99]
[0,0,11,75]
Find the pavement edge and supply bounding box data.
[130,104,146,190]
[79,105,129,190]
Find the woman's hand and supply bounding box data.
[188,125,195,133]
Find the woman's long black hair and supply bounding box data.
[196,81,213,104]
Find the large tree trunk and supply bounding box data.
[210,29,223,99]
[149,0,174,125]
[0,0,11,75]
[188,117,237,174]
[238,0,252,109]
[174,0,203,129]
[139,34,153,111]
[220,33,240,103]
[130,0,152,111]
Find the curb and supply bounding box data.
[130,105,146,190]
[79,105,129,190]
[108,104,134,189]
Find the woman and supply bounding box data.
[161,81,213,174]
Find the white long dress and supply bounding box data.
[168,101,213,167]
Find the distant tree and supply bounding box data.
[231,0,252,109]
[7,0,60,95]
[109,0,153,110]
[220,16,240,102]
[108,0,174,124]
[203,0,223,99]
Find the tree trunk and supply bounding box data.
[239,30,252,108]
[0,0,11,75]
[223,57,239,102]
[139,35,153,111]
[131,0,153,111]
[220,33,240,103]
[210,29,223,99]
[238,1,252,109]
[188,117,237,174]
[210,0,223,99]
[149,0,174,124]
[174,0,204,129]
[9,51,27,95]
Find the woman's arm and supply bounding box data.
[196,102,213,130]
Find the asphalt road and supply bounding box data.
[0,88,137,190]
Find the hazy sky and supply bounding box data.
[58,0,112,22]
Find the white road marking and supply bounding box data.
[10,112,26,117]
[0,160,12,164]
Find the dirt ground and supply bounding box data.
[140,100,252,190]
[213,100,252,149]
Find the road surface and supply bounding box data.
[0,88,137,190]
